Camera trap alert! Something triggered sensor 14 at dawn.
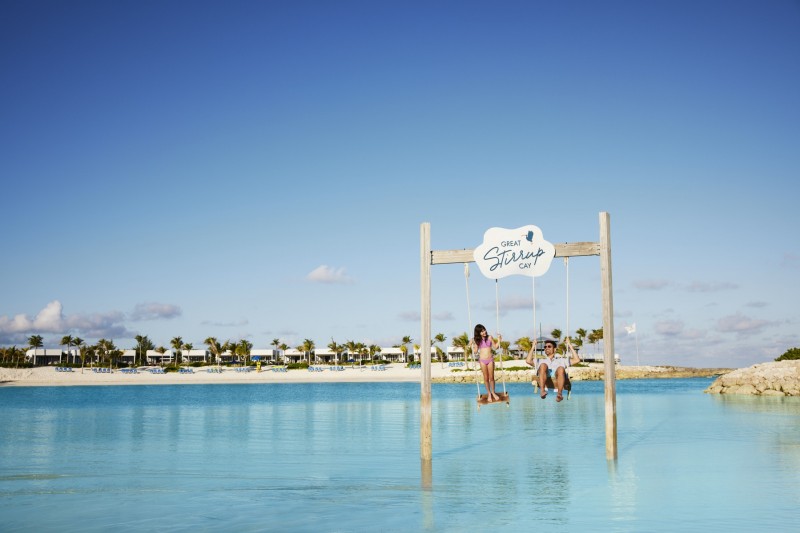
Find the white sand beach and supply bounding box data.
[0,361,732,387]
[0,363,482,387]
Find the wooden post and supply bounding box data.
[420,223,432,462]
[599,212,618,460]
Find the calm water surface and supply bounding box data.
[1,379,798,532]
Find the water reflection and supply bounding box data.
[1,381,799,532]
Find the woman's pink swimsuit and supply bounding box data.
[477,337,494,365]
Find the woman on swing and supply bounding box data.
[469,324,502,402]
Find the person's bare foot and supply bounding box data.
[556,392,563,402]
[540,390,547,399]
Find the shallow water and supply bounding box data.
[1,379,798,532]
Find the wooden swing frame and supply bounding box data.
[420,213,617,463]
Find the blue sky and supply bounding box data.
[1,0,798,368]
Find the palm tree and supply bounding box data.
[433,333,447,365]
[152,346,166,366]
[401,335,412,362]
[279,343,288,365]
[170,337,183,367]
[516,336,533,357]
[300,338,315,364]
[550,328,563,354]
[356,342,367,365]
[95,339,110,367]
[451,333,470,367]
[368,344,381,364]
[237,339,253,367]
[204,337,222,367]
[81,344,96,371]
[72,337,84,365]
[328,339,341,365]
[27,335,43,366]
[182,342,193,365]
[134,335,154,367]
[498,339,511,359]
[344,340,357,366]
[221,340,236,365]
[60,335,74,366]
[589,328,603,355]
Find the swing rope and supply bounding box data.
[495,279,506,395]
[464,264,481,396]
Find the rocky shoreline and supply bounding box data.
[429,361,800,397]
[703,360,800,396]
[432,363,732,384]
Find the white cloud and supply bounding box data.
[433,311,454,321]
[130,302,182,321]
[0,300,65,333]
[398,311,420,322]
[201,319,249,327]
[307,265,354,284]
[653,319,684,336]
[633,279,671,290]
[685,281,738,292]
[782,253,800,269]
[716,312,772,335]
[0,300,133,344]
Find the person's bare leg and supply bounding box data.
[538,364,548,398]
[555,367,565,402]
[481,365,493,402]
[488,362,500,401]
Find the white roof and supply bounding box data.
[25,349,65,356]
[146,349,174,356]
[380,347,403,355]
[251,349,278,356]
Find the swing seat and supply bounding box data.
[533,372,572,399]
[476,392,510,409]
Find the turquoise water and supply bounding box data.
[1,379,798,532]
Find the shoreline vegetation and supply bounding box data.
[0,361,732,388]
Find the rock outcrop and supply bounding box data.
[704,360,800,396]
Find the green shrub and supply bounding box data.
[775,347,800,361]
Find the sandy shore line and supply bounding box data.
[0,364,458,387]
[0,362,730,387]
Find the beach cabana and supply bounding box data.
[283,349,305,364]
[146,349,174,365]
[380,347,404,363]
[446,346,466,363]
[182,349,210,364]
[313,348,340,364]
[120,349,136,365]
[25,349,68,366]
[250,349,279,364]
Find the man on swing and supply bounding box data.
[526,338,580,402]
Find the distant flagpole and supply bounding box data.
[625,323,639,367]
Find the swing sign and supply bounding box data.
[473,225,555,279]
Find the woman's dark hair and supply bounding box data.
[473,324,486,347]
